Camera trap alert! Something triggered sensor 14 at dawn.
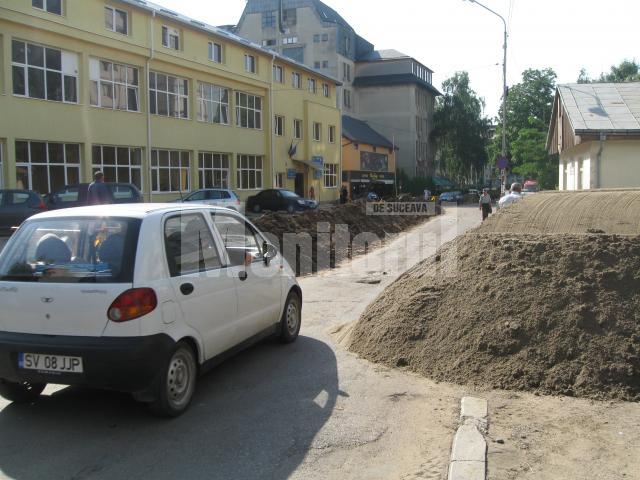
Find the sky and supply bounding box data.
[151,0,640,118]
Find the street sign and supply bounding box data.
[497,156,509,169]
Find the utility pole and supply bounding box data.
[463,0,508,195]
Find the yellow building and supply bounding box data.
[0,0,341,202]
[341,115,396,199]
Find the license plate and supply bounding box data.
[18,353,83,374]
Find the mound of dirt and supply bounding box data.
[254,200,439,274]
[348,233,640,401]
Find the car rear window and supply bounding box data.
[0,217,140,283]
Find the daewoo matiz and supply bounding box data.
[0,204,301,417]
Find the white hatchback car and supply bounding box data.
[0,204,301,416]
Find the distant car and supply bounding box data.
[246,189,318,214]
[522,180,539,195]
[46,183,143,210]
[0,190,47,236]
[178,189,242,211]
[366,192,381,201]
[438,191,463,204]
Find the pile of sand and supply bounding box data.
[348,191,640,401]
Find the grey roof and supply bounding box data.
[558,83,640,133]
[342,115,395,149]
[312,0,353,30]
[357,49,410,62]
[117,0,341,85]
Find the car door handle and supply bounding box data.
[238,271,248,281]
[180,283,195,296]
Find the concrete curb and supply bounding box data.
[448,396,488,480]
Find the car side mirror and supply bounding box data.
[263,241,278,265]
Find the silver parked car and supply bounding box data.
[178,189,242,212]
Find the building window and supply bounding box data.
[324,164,337,188]
[308,78,317,94]
[151,149,190,193]
[282,8,297,27]
[276,172,284,189]
[199,152,230,189]
[262,39,276,48]
[237,155,263,190]
[274,115,284,136]
[12,40,78,103]
[262,10,276,29]
[313,122,321,142]
[208,42,223,63]
[322,61,329,69]
[90,59,139,111]
[313,34,320,43]
[197,82,229,125]
[314,61,321,69]
[282,37,298,45]
[244,54,257,74]
[32,0,62,15]
[292,72,301,89]
[15,140,81,194]
[343,89,352,109]
[323,83,330,98]
[92,145,142,190]
[235,92,262,129]
[322,33,329,42]
[342,62,351,82]
[105,6,128,35]
[149,72,189,119]
[329,125,336,143]
[273,64,284,83]
[161,26,180,50]
[294,119,303,139]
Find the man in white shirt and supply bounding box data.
[498,183,523,209]
[479,188,493,220]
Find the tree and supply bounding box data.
[576,60,640,83]
[431,72,490,185]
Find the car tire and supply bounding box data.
[279,292,302,343]
[149,342,198,418]
[0,379,46,404]
[286,204,295,214]
[253,204,262,213]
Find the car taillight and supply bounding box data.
[38,201,47,209]
[108,288,157,322]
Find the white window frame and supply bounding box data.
[274,115,284,136]
[149,71,189,119]
[32,0,62,15]
[262,39,277,48]
[105,5,128,35]
[292,72,301,89]
[92,145,143,190]
[276,172,285,188]
[343,89,352,108]
[244,54,257,74]
[308,78,317,94]
[235,91,263,130]
[236,155,263,190]
[90,58,140,112]
[198,152,230,189]
[313,122,322,142]
[151,149,191,193]
[324,163,338,188]
[323,83,330,98]
[161,26,180,50]
[208,41,223,63]
[15,140,81,194]
[329,125,336,143]
[282,36,298,45]
[197,81,230,125]
[11,40,78,104]
[273,64,284,83]
[294,119,303,140]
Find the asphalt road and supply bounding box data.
[0,206,481,480]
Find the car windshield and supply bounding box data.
[280,190,299,198]
[0,217,140,283]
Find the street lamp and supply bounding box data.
[463,0,508,195]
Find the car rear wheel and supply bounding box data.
[0,379,46,404]
[279,292,302,343]
[149,342,197,418]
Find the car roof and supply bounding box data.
[27,203,237,220]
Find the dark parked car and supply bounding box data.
[437,191,464,205]
[0,190,46,236]
[246,189,318,213]
[46,183,143,210]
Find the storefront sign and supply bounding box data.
[287,169,297,179]
[360,151,388,172]
[345,171,395,184]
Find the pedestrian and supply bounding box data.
[423,188,431,201]
[498,182,523,209]
[309,185,315,201]
[87,171,111,205]
[479,188,492,221]
[340,186,348,204]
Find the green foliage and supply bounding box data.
[510,123,557,189]
[396,168,434,195]
[432,72,490,185]
[577,59,640,83]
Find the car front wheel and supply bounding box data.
[149,342,197,418]
[279,292,302,343]
[286,204,295,214]
[0,379,46,403]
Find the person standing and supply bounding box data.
[87,171,111,205]
[498,182,523,209]
[309,185,315,201]
[340,186,348,204]
[479,188,492,221]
